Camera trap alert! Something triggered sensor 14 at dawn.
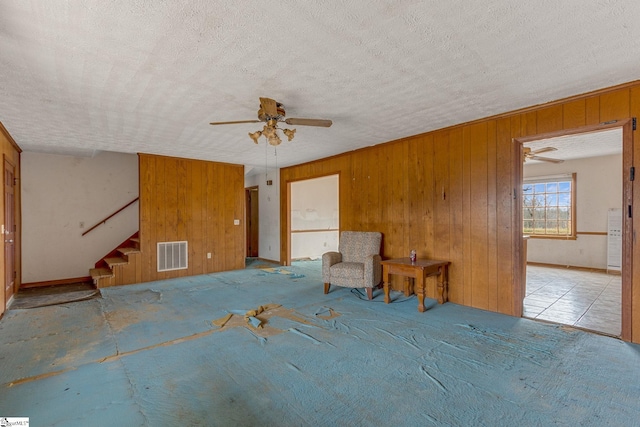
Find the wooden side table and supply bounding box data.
[381,258,450,312]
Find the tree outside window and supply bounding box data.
[523,174,576,238]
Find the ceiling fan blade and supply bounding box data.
[209,120,261,126]
[259,97,278,117]
[530,155,564,163]
[530,146,557,155]
[285,118,333,127]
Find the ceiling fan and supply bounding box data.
[209,97,332,146]
[523,146,564,163]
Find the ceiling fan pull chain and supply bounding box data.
[265,138,268,181]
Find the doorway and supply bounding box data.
[245,186,259,258]
[287,174,339,264]
[515,121,633,339]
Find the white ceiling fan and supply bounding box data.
[210,97,332,146]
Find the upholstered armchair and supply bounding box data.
[322,231,382,300]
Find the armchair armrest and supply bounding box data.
[322,251,342,282]
[364,254,382,288]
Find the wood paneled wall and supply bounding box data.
[280,80,640,343]
[0,122,22,317]
[139,154,245,282]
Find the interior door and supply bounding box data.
[245,187,259,257]
[4,158,16,305]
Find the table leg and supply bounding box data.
[403,277,413,296]
[416,272,426,312]
[383,267,391,304]
[436,265,448,304]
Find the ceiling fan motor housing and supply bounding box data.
[258,102,286,122]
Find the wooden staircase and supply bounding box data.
[90,233,141,288]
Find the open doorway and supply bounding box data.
[245,186,259,258]
[288,174,339,263]
[516,122,633,338]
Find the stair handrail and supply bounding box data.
[82,197,139,237]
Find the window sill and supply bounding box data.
[528,235,577,240]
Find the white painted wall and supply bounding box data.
[21,151,139,283]
[290,175,339,260]
[524,154,622,269]
[244,169,280,262]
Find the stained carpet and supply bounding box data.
[0,260,638,426]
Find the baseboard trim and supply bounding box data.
[526,262,620,275]
[21,276,93,289]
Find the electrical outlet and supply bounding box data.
[207,253,211,259]
[234,219,240,225]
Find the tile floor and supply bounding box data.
[523,264,621,337]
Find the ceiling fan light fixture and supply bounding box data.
[248,120,293,146]
[268,134,282,146]
[283,128,296,141]
[262,123,276,139]
[211,97,331,146]
[248,131,262,144]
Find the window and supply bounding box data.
[523,173,576,238]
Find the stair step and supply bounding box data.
[90,231,140,288]
[129,237,140,250]
[90,267,113,279]
[117,247,141,256]
[104,257,128,267]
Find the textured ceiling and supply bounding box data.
[525,128,623,164]
[1,1,640,175]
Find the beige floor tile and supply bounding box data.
[524,265,621,336]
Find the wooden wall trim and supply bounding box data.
[0,122,22,153]
[280,170,342,265]
[621,119,634,341]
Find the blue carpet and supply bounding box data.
[1,260,639,426]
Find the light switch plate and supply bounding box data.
[234,219,240,225]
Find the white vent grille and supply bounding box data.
[157,241,188,272]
